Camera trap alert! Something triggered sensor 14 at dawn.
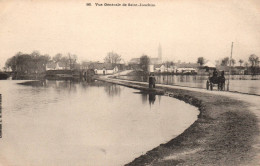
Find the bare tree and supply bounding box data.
[67,53,78,69]
[53,53,63,63]
[104,52,121,64]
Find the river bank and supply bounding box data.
[97,77,260,166]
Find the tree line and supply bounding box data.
[197,54,260,75]
[5,51,50,74]
[197,54,259,67]
[5,51,78,74]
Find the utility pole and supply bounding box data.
[227,42,233,91]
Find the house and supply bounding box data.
[203,61,216,69]
[46,61,68,71]
[235,66,246,75]
[46,61,56,71]
[153,64,176,73]
[93,63,119,75]
[55,62,67,70]
[216,66,246,75]
[176,68,197,74]
[166,65,176,72]
[154,64,166,72]
[175,63,199,74]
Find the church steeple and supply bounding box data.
[158,43,162,63]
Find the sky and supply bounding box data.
[0,0,260,68]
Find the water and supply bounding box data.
[120,75,260,95]
[0,80,199,166]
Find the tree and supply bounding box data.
[248,54,259,67]
[221,57,235,66]
[248,54,259,75]
[38,54,50,72]
[67,53,78,69]
[231,59,236,66]
[53,53,63,63]
[104,52,121,64]
[60,56,70,69]
[197,57,205,66]
[238,59,244,67]
[221,57,229,66]
[140,55,150,73]
[165,61,174,66]
[5,51,51,74]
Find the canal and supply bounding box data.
[0,80,199,166]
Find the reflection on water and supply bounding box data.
[140,92,157,105]
[149,94,156,105]
[120,75,260,95]
[0,80,198,166]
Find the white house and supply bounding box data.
[154,64,175,73]
[176,68,197,73]
[46,61,68,71]
[175,63,199,74]
[203,61,216,68]
[154,64,166,72]
[93,63,119,75]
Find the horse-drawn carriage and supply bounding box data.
[206,71,225,91]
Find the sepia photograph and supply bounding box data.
[0,0,260,165]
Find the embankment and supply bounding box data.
[97,77,259,166]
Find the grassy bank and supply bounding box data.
[124,85,259,166]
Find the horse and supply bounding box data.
[207,71,225,91]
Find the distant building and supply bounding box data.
[154,64,166,72]
[93,63,119,75]
[216,65,247,75]
[203,61,216,69]
[46,61,68,71]
[176,63,199,74]
[153,64,175,73]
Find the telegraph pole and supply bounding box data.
[227,42,233,91]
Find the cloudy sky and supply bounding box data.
[0,0,260,68]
